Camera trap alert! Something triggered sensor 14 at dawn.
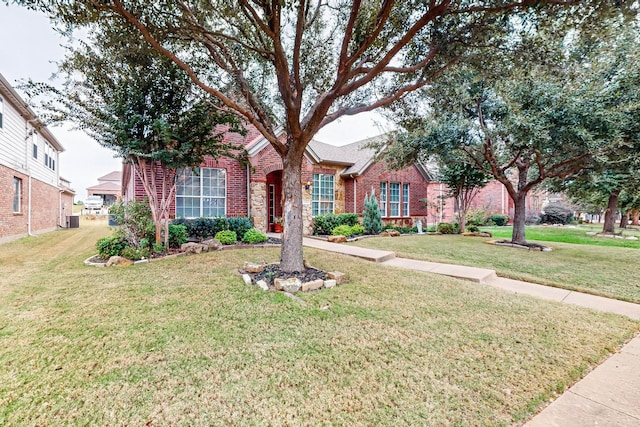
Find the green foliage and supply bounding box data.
[242,228,268,244]
[362,193,383,235]
[168,224,188,248]
[487,214,509,226]
[152,242,166,253]
[121,246,150,261]
[313,213,359,236]
[540,203,574,225]
[110,200,155,247]
[332,225,354,237]
[467,209,489,226]
[215,230,237,245]
[96,234,128,259]
[468,225,480,232]
[437,223,456,234]
[350,224,365,236]
[228,217,253,240]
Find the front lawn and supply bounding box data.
[482,224,640,248]
[350,232,640,303]
[1,219,638,425]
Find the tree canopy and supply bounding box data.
[24,33,246,246]
[12,0,630,269]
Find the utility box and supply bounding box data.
[108,214,118,226]
[66,215,80,229]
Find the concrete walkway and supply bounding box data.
[298,236,640,426]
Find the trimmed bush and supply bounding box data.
[121,246,150,261]
[228,217,253,239]
[242,228,268,244]
[540,203,573,225]
[437,222,456,234]
[96,234,128,258]
[332,224,354,237]
[466,208,489,227]
[168,224,188,248]
[350,224,365,236]
[487,214,509,226]
[467,225,480,232]
[215,230,237,245]
[362,193,383,235]
[313,213,359,235]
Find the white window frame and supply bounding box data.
[44,142,56,170]
[176,167,227,218]
[389,182,401,217]
[403,183,410,217]
[379,182,387,217]
[13,177,21,213]
[312,173,335,216]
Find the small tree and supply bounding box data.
[362,192,383,235]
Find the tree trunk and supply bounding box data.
[280,150,305,272]
[619,212,628,229]
[602,189,620,234]
[630,209,639,226]
[511,193,527,245]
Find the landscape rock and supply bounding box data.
[328,235,347,243]
[181,242,208,254]
[327,271,346,285]
[256,280,269,291]
[274,277,302,293]
[302,279,324,292]
[243,261,265,273]
[106,256,133,267]
[202,238,223,250]
[626,236,638,240]
[388,229,401,237]
[324,279,337,288]
[242,274,252,285]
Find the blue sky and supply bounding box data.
[0,3,388,199]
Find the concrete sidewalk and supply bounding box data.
[299,236,640,426]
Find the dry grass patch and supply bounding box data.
[0,221,638,425]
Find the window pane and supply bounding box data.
[13,178,21,213]
[176,167,225,218]
[403,184,410,216]
[390,183,400,217]
[312,173,334,216]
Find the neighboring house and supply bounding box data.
[122,125,544,234]
[87,170,121,206]
[0,72,72,243]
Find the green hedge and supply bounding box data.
[172,216,253,240]
[313,213,359,235]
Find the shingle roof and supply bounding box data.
[308,134,387,176]
[97,171,122,182]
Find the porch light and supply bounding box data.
[305,180,311,190]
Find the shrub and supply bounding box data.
[332,224,354,237]
[168,224,188,248]
[467,225,480,232]
[487,214,509,226]
[540,203,573,225]
[427,225,437,232]
[437,222,456,234]
[243,228,268,244]
[110,200,155,247]
[362,193,383,235]
[96,234,128,259]
[466,208,489,226]
[228,217,253,239]
[313,213,359,235]
[350,224,365,235]
[121,246,150,261]
[215,230,237,245]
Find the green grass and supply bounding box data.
[350,230,640,303]
[0,219,638,425]
[482,224,640,248]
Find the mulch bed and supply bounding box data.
[251,263,327,287]
[489,239,551,251]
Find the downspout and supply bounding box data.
[439,183,443,223]
[246,164,251,218]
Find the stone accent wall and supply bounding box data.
[302,184,313,235]
[250,182,267,232]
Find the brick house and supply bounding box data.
[0,73,74,244]
[87,170,122,206]
[122,125,544,234]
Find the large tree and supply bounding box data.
[380,63,607,244]
[25,37,246,246]
[14,0,623,270]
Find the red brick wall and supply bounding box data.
[1,165,60,241]
[346,162,432,225]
